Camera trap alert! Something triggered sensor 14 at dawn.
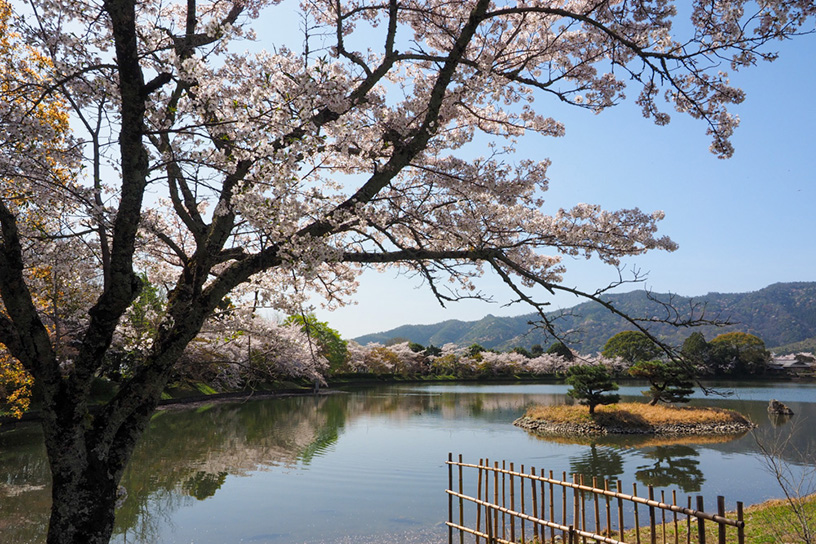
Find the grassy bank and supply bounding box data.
[622,493,816,544]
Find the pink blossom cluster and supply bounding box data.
[345,341,624,377]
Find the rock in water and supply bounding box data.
[768,399,794,415]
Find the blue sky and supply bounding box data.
[248,5,816,340]
[311,33,816,340]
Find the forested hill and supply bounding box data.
[353,282,816,354]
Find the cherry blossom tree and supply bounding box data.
[1,0,814,542]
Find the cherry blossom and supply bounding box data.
[1,1,813,543]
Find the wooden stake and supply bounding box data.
[476,459,483,544]
[520,465,526,543]
[580,474,587,544]
[562,471,568,544]
[448,453,453,544]
[501,460,507,542]
[697,496,706,544]
[661,490,667,544]
[550,470,556,544]
[493,462,499,542]
[458,454,464,544]
[686,496,692,544]
[737,501,744,544]
[510,462,516,543]
[717,496,726,544]
[593,476,601,537]
[604,479,612,538]
[540,473,546,543]
[648,486,656,544]
[633,483,641,544]
[531,467,540,543]
[672,489,679,544]
[617,480,625,544]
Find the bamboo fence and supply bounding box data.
[446,454,745,544]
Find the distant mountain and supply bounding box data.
[353,282,816,354]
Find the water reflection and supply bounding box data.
[569,444,624,482]
[768,412,794,427]
[115,394,354,542]
[0,424,50,544]
[634,445,705,493]
[0,382,814,544]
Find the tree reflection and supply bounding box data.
[635,445,705,492]
[183,471,228,500]
[569,444,624,482]
[113,393,354,540]
[0,424,50,544]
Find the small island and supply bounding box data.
[514,402,756,436]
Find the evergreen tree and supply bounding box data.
[566,364,620,414]
[629,360,695,405]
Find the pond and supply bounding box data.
[0,381,814,543]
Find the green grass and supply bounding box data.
[516,494,816,543]
[617,494,816,544]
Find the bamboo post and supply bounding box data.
[580,474,587,544]
[448,453,453,544]
[696,496,706,544]
[604,479,612,538]
[520,465,526,543]
[648,486,656,544]
[458,454,464,544]
[486,504,494,544]
[538,468,547,542]
[550,470,556,544]
[477,459,483,544]
[672,490,679,544]
[717,496,726,544]
[510,462,516,544]
[633,483,641,544]
[501,460,507,542]
[737,501,744,544]
[485,458,492,543]
[661,490,667,544]
[562,471,568,544]
[531,467,540,543]
[493,462,500,542]
[617,479,625,544]
[573,474,580,543]
[593,476,601,537]
[686,497,692,544]
[540,473,546,543]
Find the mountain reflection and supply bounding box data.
[0,387,557,543]
[1,384,814,544]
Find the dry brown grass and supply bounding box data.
[524,402,752,427]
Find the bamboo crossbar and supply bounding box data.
[446,490,624,544]
[446,459,744,528]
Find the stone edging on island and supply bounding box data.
[513,416,757,436]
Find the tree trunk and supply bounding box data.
[40,385,160,544]
[46,459,120,544]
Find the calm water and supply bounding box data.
[0,381,814,543]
